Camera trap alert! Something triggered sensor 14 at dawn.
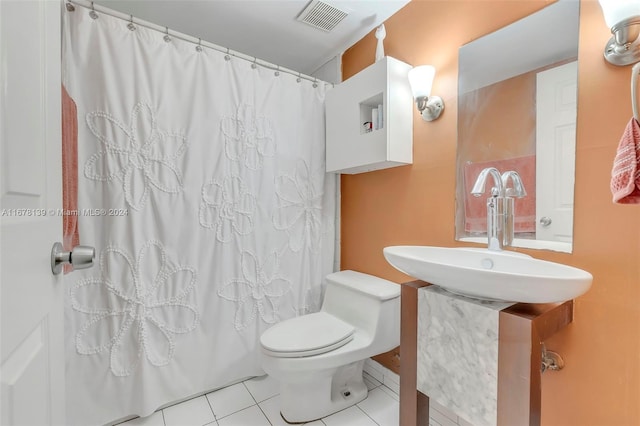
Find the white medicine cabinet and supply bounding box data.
[325,56,413,174]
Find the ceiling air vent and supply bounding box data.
[296,0,349,33]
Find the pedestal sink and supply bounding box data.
[383,246,592,303]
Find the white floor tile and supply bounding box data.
[382,379,400,396]
[117,371,415,426]
[357,387,399,426]
[206,383,256,420]
[259,395,327,425]
[163,395,215,426]
[216,406,270,426]
[363,371,381,391]
[377,383,400,402]
[322,406,377,426]
[118,411,165,426]
[257,395,287,426]
[383,372,399,386]
[243,375,280,403]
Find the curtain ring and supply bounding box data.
[274,66,280,77]
[312,78,318,88]
[163,27,172,43]
[224,48,231,61]
[127,15,136,31]
[89,2,98,19]
[65,2,75,12]
[195,38,203,52]
[296,73,302,83]
[251,58,258,69]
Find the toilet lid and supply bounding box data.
[260,312,355,358]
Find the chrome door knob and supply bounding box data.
[51,242,95,275]
[539,216,553,227]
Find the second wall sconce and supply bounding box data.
[407,65,444,121]
[598,0,640,66]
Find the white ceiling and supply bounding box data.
[93,0,411,76]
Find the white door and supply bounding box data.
[535,61,577,243]
[0,1,65,424]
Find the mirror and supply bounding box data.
[455,0,580,253]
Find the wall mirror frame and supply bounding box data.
[455,0,580,253]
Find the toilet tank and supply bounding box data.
[321,270,400,345]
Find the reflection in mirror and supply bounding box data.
[455,0,580,253]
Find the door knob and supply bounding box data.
[539,216,552,227]
[51,242,95,275]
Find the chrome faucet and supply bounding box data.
[470,167,527,251]
[501,170,527,198]
[470,167,503,196]
[471,167,505,251]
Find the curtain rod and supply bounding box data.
[65,0,332,87]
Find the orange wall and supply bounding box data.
[340,1,640,425]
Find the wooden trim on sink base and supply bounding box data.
[400,280,431,426]
[497,301,574,426]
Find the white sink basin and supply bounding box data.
[383,246,592,303]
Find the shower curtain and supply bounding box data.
[62,7,336,426]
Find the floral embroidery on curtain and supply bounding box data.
[221,104,276,170]
[71,241,198,377]
[273,160,325,253]
[199,175,257,241]
[84,102,187,210]
[218,251,292,331]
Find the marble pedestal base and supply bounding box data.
[417,286,513,426]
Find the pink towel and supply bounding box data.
[611,117,640,204]
[62,85,80,273]
[464,156,536,233]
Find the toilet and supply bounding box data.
[259,270,401,423]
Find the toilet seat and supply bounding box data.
[260,312,355,358]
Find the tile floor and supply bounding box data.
[117,371,399,426]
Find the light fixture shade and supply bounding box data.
[407,65,435,98]
[598,0,640,28]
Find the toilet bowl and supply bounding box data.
[259,270,401,423]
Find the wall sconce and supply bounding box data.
[598,0,640,66]
[407,65,444,121]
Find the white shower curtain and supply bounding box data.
[62,7,336,426]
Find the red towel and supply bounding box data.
[611,118,640,204]
[62,85,79,272]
